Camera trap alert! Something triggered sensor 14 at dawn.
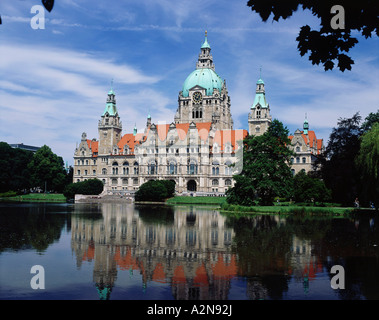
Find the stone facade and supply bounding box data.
[73,33,323,195]
[288,118,324,175]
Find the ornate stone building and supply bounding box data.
[289,117,324,175]
[73,32,323,195]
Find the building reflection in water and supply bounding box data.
[71,203,336,300]
[71,203,238,300]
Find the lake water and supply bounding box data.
[1,202,379,300]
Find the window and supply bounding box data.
[123,161,129,175]
[212,160,219,175]
[102,168,107,175]
[224,161,232,175]
[168,161,177,175]
[212,179,219,186]
[84,170,88,175]
[296,146,300,152]
[296,157,300,163]
[77,170,81,175]
[225,179,232,186]
[133,178,138,185]
[188,160,198,175]
[93,170,96,175]
[112,162,118,175]
[112,178,117,186]
[122,178,128,186]
[134,162,139,175]
[302,157,306,164]
[148,161,157,175]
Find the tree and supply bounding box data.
[0,142,33,193]
[63,179,104,199]
[28,145,67,192]
[293,169,332,203]
[355,122,379,205]
[226,119,294,205]
[361,109,379,133]
[246,0,379,71]
[135,180,173,202]
[318,112,362,205]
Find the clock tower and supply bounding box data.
[98,85,122,155]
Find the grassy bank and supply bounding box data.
[166,196,226,205]
[220,202,354,217]
[1,193,67,203]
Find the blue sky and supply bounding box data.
[1,0,378,166]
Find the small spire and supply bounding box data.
[303,113,309,134]
[108,78,115,95]
[201,30,211,49]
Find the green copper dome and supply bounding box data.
[182,68,223,97]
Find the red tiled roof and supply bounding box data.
[86,139,98,155]
[116,123,247,154]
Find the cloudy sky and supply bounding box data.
[1,0,378,166]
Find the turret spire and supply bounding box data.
[303,113,309,134]
[197,31,214,70]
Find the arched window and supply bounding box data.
[296,146,300,152]
[212,179,219,186]
[225,179,232,186]
[188,160,198,175]
[133,178,138,185]
[148,161,157,175]
[112,178,117,186]
[224,161,232,175]
[302,157,306,164]
[296,157,300,163]
[102,168,107,175]
[168,161,177,175]
[123,161,129,175]
[112,162,118,175]
[212,160,220,175]
[122,178,128,186]
[133,162,139,175]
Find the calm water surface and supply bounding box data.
[1,202,379,300]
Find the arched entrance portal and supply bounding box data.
[187,180,197,192]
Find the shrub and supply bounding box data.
[63,179,103,199]
[135,180,174,202]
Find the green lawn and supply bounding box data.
[220,202,354,216]
[166,196,227,205]
[3,193,67,202]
